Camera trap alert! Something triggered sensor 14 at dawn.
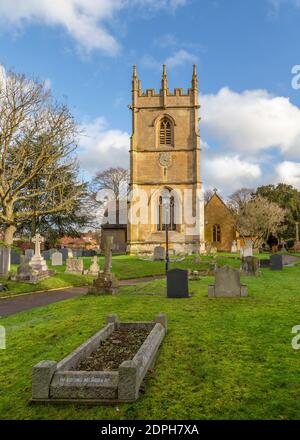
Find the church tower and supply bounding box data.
[127,65,205,255]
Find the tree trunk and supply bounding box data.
[4,225,17,246]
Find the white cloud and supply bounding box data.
[268,0,300,12]
[275,161,300,189]
[78,117,130,175]
[201,87,300,158]
[141,49,198,71]
[0,0,188,54]
[165,49,198,69]
[203,154,262,195]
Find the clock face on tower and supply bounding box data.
[158,152,172,168]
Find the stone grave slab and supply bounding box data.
[31,314,167,404]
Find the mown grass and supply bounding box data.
[1,253,299,298]
[1,260,300,420]
[0,255,214,297]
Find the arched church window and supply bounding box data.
[213,224,221,243]
[157,194,176,231]
[159,118,172,145]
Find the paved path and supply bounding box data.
[0,276,165,317]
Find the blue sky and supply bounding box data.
[0,0,300,196]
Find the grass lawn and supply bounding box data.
[0,254,219,298]
[1,259,300,420]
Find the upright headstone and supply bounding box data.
[65,258,83,275]
[243,240,253,258]
[51,252,63,266]
[89,236,118,295]
[167,269,189,298]
[270,254,283,271]
[0,247,11,276]
[260,259,270,268]
[49,249,57,258]
[29,234,48,273]
[11,249,21,265]
[60,248,68,261]
[211,246,218,256]
[208,265,248,298]
[25,249,34,261]
[231,240,238,253]
[42,250,50,261]
[88,256,100,276]
[154,246,166,261]
[241,256,260,276]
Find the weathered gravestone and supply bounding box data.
[89,236,118,295]
[211,246,218,257]
[11,249,21,265]
[0,247,10,276]
[270,254,283,271]
[25,249,34,261]
[154,246,166,261]
[231,240,238,253]
[167,269,189,298]
[59,248,69,261]
[241,256,260,276]
[49,249,57,258]
[65,258,83,275]
[60,248,73,260]
[42,250,50,261]
[88,256,100,276]
[260,259,270,268]
[51,252,63,266]
[208,265,248,298]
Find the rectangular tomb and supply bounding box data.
[31,313,167,404]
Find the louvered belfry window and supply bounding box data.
[160,118,172,145]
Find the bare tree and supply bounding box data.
[0,69,84,246]
[92,167,129,201]
[91,167,129,225]
[233,195,286,247]
[228,188,255,212]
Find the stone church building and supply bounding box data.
[102,65,237,254]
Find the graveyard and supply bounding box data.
[1,251,300,419]
[1,2,300,426]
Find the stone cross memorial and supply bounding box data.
[29,234,48,273]
[89,236,118,295]
[167,269,189,298]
